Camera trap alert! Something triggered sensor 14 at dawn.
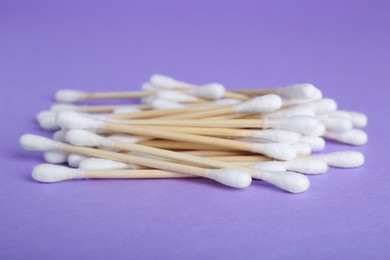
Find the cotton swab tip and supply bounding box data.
[253,170,310,193]
[251,129,302,144]
[252,143,297,161]
[67,154,89,168]
[322,116,353,133]
[20,134,60,151]
[189,83,225,100]
[204,169,252,188]
[345,111,368,128]
[282,158,329,174]
[56,111,105,130]
[66,129,109,147]
[150,99,185,109]
[55,89,87,103]
[32,164,84,183]
[281,83,318,100]
[150,74,191,89]
[79,158,131,170]
[263,116,319,133]
[325,129,368,146]
[44,151,68,164]
[318,151,365,168]
[233,94,282,113]
[251,161,286,172]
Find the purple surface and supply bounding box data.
[1,0,389,259]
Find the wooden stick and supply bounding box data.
[146,126,258,137]
[181,150,250,156]
[120,119,263,128]
[75,104,150,113]
[109,106,212,119]
[208,156,269,162]
[58,143,215,177]
[230,88,279,96]
[87,90,155,99]
[84,169,195,179]
[139,140,224,150]
[105,123,259,153]
[156,106,232,119]
[85,89,249,101]
[106,139,252,171]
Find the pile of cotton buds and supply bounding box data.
[20,74,368,193]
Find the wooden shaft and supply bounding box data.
[182,150,251,156]
[148,126,253,137]
[223,91,250,100]
[87,90,155,99]
[109,106,211,119]
[208,156,269,162]
[139,140,223,150]
[206,113,255,120]
[84,169,195,179]
[156,106,232,119]
[58,143,207,176]
[79,104,150,113]
[120,119,263,128]
[110,141,251,171]
[105,123,255,152]
[230,88,279,95]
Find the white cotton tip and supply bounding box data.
[51,103,80,112]
[156,90,199,102]
[32,164,84,183]
[20,134,60,152]
[67,154,89,167]
[281,158,329,174]
[263,116,319,133]
[251,129,302,144]
[324,129,368,146]
[299,136,325,151]
[37,111,60,130]
[113,107,141,114]
[322,116,353,133]
[79,158,131,170]
[106,134,141,144]
[251,161,286,172]
[306,123,326,136]
[187,83,225,100]
[264,106,315,118]
[212,99,242,106]
[251,143,297,161]
[44,151,68,164]
[150,99,185,109]
[343,111,368,128]
[204,168,252,188]
[312,88,323,100]
[329,111,352,120]
[141,96,156,104]
[56,111,105,130]
[317,151,365,168]
[150,74,192,89]
[293,143,312,155]
[53,130,67,142]
[142,82,158,91]
[232,94,282,113]
[66,129,110,147]
[309,99,337,115]
[252,170,310,193]
[280,83,318,100]
[55,89,87,103]
[36,110,52,122]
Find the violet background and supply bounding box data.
[1,0,389,259]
